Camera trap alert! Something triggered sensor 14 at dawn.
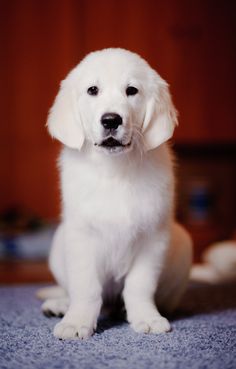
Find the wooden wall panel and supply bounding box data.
[0,0,86,219]
[170,0,236,143]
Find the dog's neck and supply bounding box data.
[84,143,142,176]
[64,142,167,180]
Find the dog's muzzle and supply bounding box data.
[95,112,132,153]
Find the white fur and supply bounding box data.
[42,48,192,339]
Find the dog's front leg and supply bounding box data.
[53,226,102,340]
[123,231,171,334]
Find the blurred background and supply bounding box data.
[0,0,236,283]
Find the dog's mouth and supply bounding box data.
[100,137,131,148]
[95,137,132,153]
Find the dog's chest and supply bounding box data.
[61,148,172,235]
[63,165,164,233]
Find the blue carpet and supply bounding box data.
[0,283,235,369]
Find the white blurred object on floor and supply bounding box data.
[191,240,236,283]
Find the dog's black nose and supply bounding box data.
[101,113,123,130]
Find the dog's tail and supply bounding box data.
[36,285,66,300]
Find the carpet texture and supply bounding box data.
[0,282,235,369]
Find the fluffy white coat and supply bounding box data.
[40,48,192,339]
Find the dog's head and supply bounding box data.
[47,48,178,154]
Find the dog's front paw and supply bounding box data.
[53,300,101,340]
[53,321,94,340]
[131,316,171,334]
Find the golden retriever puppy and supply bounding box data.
[39,48,192,339]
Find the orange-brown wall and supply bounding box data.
[1,0,236,220]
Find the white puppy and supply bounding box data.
[40,48,192,339]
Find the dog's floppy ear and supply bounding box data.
[142,77,178,151]
[47,81,84,150]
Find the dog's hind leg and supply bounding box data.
[41,297,69,318]
[36,285,66,300]
[36,224,68,302]
[155,223,193,314]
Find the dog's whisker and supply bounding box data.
[131,126,145,163]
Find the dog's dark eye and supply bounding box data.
[126,86,139,96]
[87,86,99,96]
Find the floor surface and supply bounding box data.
[0,282,235,369]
